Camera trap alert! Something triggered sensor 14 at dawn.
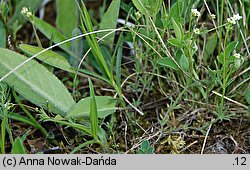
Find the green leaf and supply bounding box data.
[171,18,183,42]
[138,140,154,154]
[225,41,238,58]
[168,38,182,48]
[132,0,147,15]
[98,0,120,45]
[179,55,189,71]
[245,88,250,104]
[7,0,43,32]
[217,53,224,64]
[79,3,111,79]
[167,0,184,24]
[56,0,79,37]
[19,44,72,72]
[88,79,98,140]
[32,16,81,63]
[11,137,27,154]
[132,0,163,16]
[66,96,117,119]
[0,48,76,116]
[204,33,217,64]
[0,20,6,48]
[11,130,30,154]
[157,58,180,71]
[33,16,69,50]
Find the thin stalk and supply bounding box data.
[12,90,48,137]
[220,29,229,118]
[218,0,225,53]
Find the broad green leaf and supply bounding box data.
[66,96,117,119]
[0,20,6,48]
[168,38,182,48]
[157,58,180,71]
[0,48,76,116]
[7,0,43,32]
[204,33,217,63]
[88,79,98,140]
[19,44,72,72]
[179,55,189,71]
[98,0,120,45]
[172,18,183,42]
[225,41,238,58]
[56,0,79,37]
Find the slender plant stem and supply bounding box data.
[12,90,48,137]
[220,29,229,118]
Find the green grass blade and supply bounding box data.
[88,78,98,140]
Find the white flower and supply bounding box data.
[194,28,200,35]
[227,17,236,25]
[210,14,216,19]
[191,9,200,17]
[135,11,142,20]
[21,6,32,19]
[21,7,28,15]
[227,13,242,25]
[233,13,242,21]
[234,53,240,59]
[26,11,32,18]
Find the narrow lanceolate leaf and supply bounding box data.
[171,18,183,42]
[33,16,81,63]
[56,0,79,37]
[98,0,120,45]
[33,16,70,51]
[11,137,27,154]
[19,44,73,72]
[225,41,238,58]
[11,130,30,154]
[0,48,76,116]
[66,96,117,119]
[0,20,6,48]
[89,79,98,140]
[179,55,189,71]
[132,0,147,15]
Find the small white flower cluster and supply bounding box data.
[135,11,142,20]
[233,53,240,59]
[191,9,201,17]
[210,14,216,19]
[227,13,242,25]
[21,7,32,19]
[194,28,200,35]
